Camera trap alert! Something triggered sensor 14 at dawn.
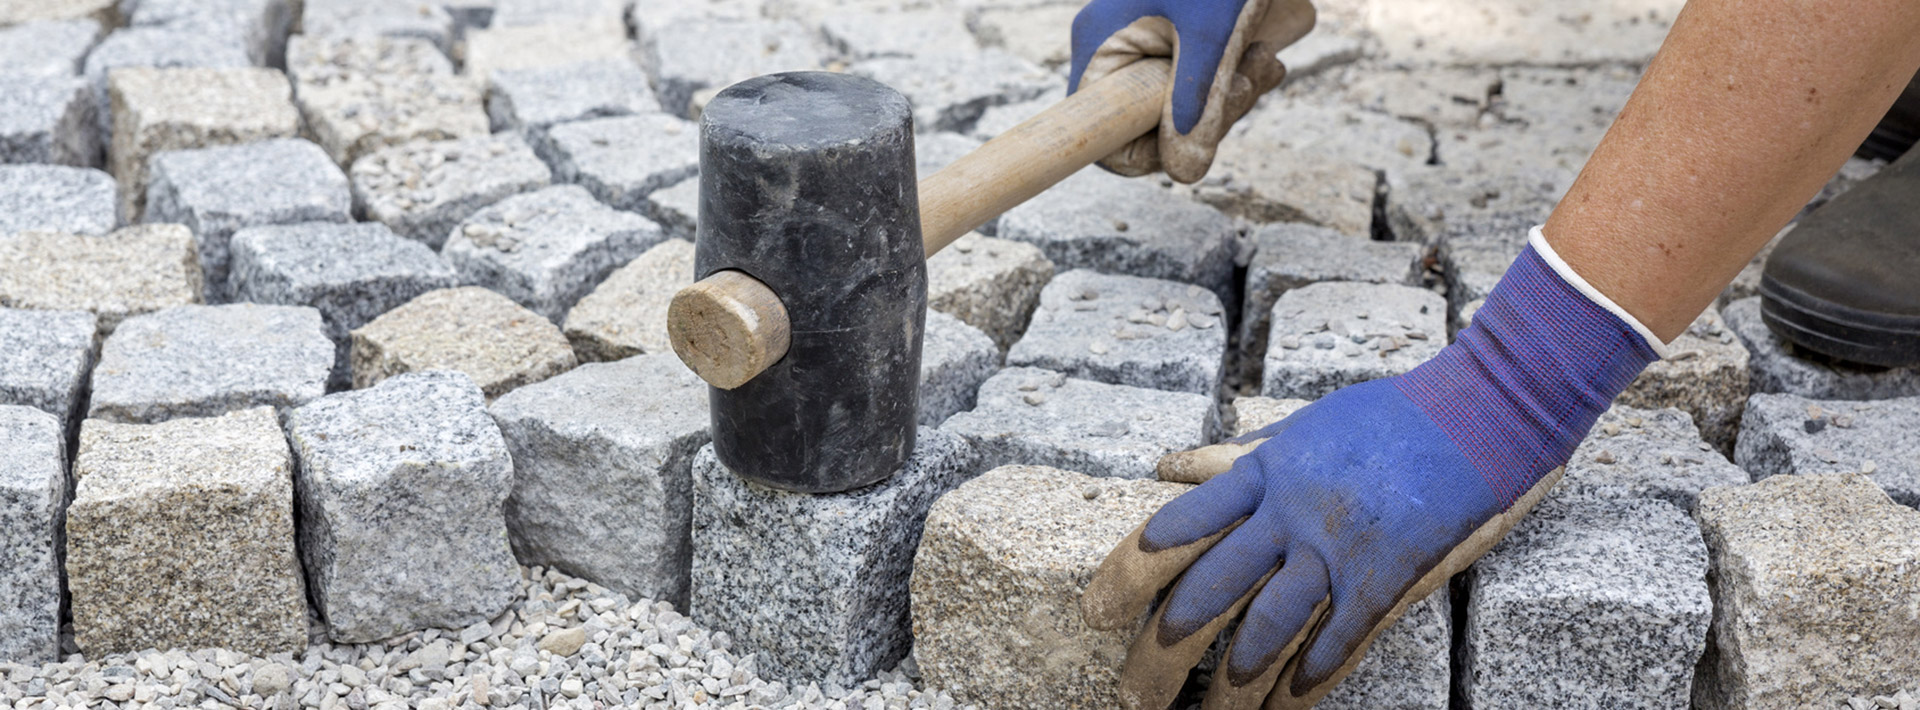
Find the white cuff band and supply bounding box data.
[1528,225,1672,359]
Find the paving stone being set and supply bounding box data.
[0,308,97,435]
[0,406,66,665]
[1262,280,1447,400]
[0,74,98,167]
[1557,404,1750,513]
[87,303,333,424]
[0,224,202,336]
[348,132,552,249]
[441,184,666,322]
[942,367,1214,480]
[350,286,577,399]
[563,237,693,362]
[286,371,521,644]
[106,66,301,220]
[1008,269,1228,396]
[1736,393,1920,509]
[143,138,353,300]
[0,164,119,236]
[1239,222,1426,377]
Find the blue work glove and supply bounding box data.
[1082,227,1669,709]
[1069,0,1316,183]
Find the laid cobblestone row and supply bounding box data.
[942,367,1214,480]
[1008,270,1227,396]
[107,66,300,219]
[641,16,829,119]
[351,286,577,399]
[848,49,1055,134]
[88,304,333,424]
[1558,405,1750,513]
[1736,393,1919,509]
[0,164,119,236]
[0,75,97,167]
[0,224,202,336]
[997,169,1238,307]
[285,35,488,168]
[81,27,253,141]
[487,58,658,144]
[348,132,552,249]
[0,405,65,665]
[563,238,693,363]
[442,184,665,322]
[287,371,521,644]
[1262,281,1446,400]
[0,308,97,434]
[1240,222,1425,379]
[144,138,353,300]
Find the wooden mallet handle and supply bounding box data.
[670,59,1173,390]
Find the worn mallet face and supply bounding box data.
[691,72,926,494]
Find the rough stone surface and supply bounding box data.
[66,407,307,657]
[298,0,455,52]
[943,367,1213,479]
[969,4,1076,69]
[1723,297,1920,401]
[1262,282,1447,400]
[126,0,293,67]
[0,224,202,335]
[643,177,699,240]
[442,184,665,322]
[915,130,981,178]
[0,0,114,26]
[1736,393,1920,509]
[1241,222,1425,376]
[0,18,101,77]
[81,26,253,141]
[820,8,973,59]
[89,304,333,424]
[349,132,552,249]
[1560,405,1750,513]
[490,354,710,607]
[286,371,519,643]
[1618,307,1751,453]
[1388,167,1560,250]
[351,286,577,399]
[461,18,631,83]
[911,465,1188,710]
[1437,67,1640,195]
[1008,270,1227,396]
[1464,494,1711,710]
[1367,0,1682,65]
[1693,474,1920,708]
[0,164,118,236]
[1222,97,1434,185]
[562,238,691,362]
[640,17,828,118]
[997,169,1238,306]
[926,233,1053,352]
[0,308,97,434]
[0,75,97,167]
[487,0,626,27]
[690,430,977,685]
[1188,145,1380,238]
[144,138,352,299]
[286,35,489,168]
[487,58,657,142]
[228,221,460,387]
[920,310,999,428]
[1231,395,1313,436]
[848,49,1054,133]
[107,66,300,220]
[0,405,65,665]
[540,113,699,212]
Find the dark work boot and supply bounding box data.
[1760,146,1920,368]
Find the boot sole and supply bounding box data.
[1760,275,1920,368]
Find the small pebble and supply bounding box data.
[1082,486,1101,500]
[1594,450,1616,465]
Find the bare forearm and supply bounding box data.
[1544,0,1920,341]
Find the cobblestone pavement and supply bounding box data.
[2,0,1918,708]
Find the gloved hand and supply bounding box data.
[1082,227,1668,709]
[1069,0,1316,184]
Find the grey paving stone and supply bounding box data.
[145,138,352,300]
[1318,590,1452,710]
[127,0,293,67]
[539,113,698,211]
[1261,281,1446,400]
[442,0,495,35]
[1463,494,1711,710]
[1240,222,1424,378]
[640,16,828,118]
[1437,67,1641,193]
[943,367,1213,480]
[968,3,1076,69]
[286,370,519,643]
[910,464,1190,710]
[689,429,977,685]
[486,0,627,27]
[1387,167,1560,254]
[0,308,97,434]
[0,164,118,236]
[1736,393,1920,509]
[915,130,981,178]
[1230,395,1312,436]
[0,224,201,335]
[106,66,300,219]
[1369,0,1676,66]
[491,353,709,607]
[349,132,551,248]
[443,184,665,322]
[1560,404,1750,513]
[927,233,1053,352]
[642,177,698,240]
[997,169,1238,308]
[1693,474,1920,709]
[0,0,114,26]
[1274,30,1366,81]
[350,286,577,398]
[228,221,459,388]
[1186,145,1380,239]
[67,407,307,657]
[820,7,974,59]
[1341,68,1501,132]
[1221,97,1435,185]
[0,18,101,76]
[0,75,97,167]
[285,35,489,168]
[0,405,65,665]
[89,303,332,423]
[461,17,632,83]
[81,26,253,140]
[920,310,999,428]
[298,0,455,53]
[848,49,1055,133]
[1008,270,1226,396]
[1723,296,1920,401]
[486,58,656,143]
[966,86,1062,143]
[561,237,691,363]
[1618,306,1751,454]
[627,0,756,36]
